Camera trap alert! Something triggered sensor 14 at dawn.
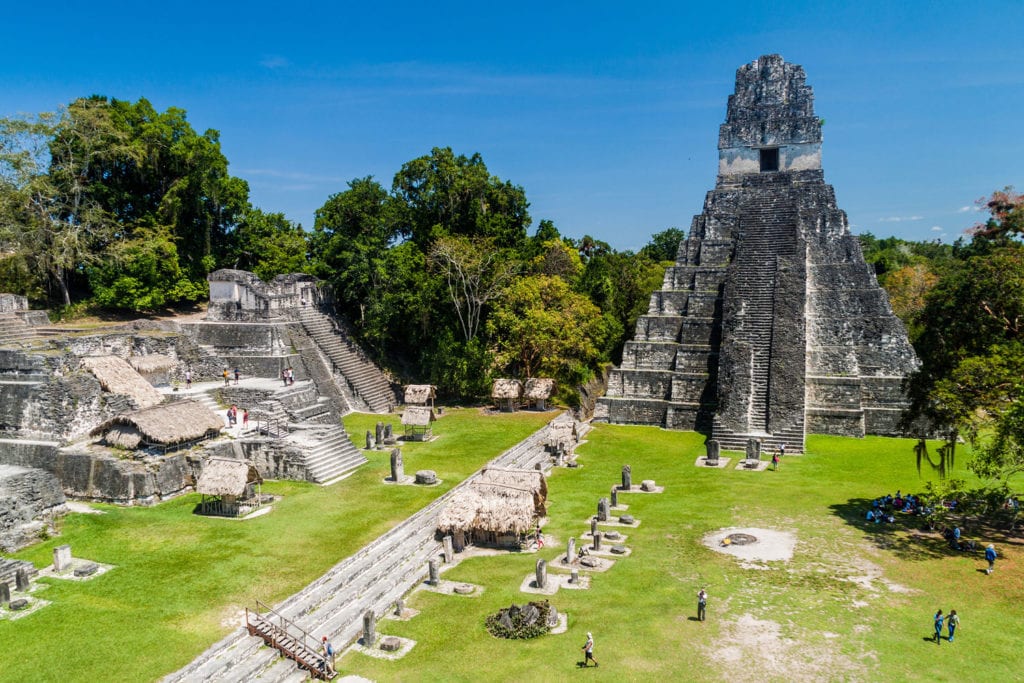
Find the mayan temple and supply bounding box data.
[598,54,918,453]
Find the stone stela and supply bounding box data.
[599,54,919,454]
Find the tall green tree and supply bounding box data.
[229,208,308,282]
[392,147,530,249]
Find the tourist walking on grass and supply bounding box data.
[947,610,959,642]
[985,544,997,574]
[933,609,944,644]
[581,632,598,667]
[697,588,708,621]
[771,452,779,471]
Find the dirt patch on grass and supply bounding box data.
[703,527,797,568]
[710,612,868,682]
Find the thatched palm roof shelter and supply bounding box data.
[437,467,547,547]
[403,384,436,406]
[196,457,264,517]
[401,406,436,441]
[197,458,263,496]
[491,379,523,412]
[524,378,556,409]
[127,354,176,386]
[92,400,223,450]
[83,355,164,409]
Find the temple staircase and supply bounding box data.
[297,309,396,413]
[711,189,806,452]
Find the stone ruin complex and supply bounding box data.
[0,270,398,529]
[599,55,919,452]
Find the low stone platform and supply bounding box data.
[735,459,770,472]
[0,595,51,621]
[39,558,114,581]
[592,517,642,529]
[694,456,732,468]
[348,635,416,660]
[617,484,664,494]
[419,579,483,597]
[381,475,415,486]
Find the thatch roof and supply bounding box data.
[196,457,262,496]
[128,354,176,374]
[401,406,436,426]
[403,384,436,405]
[92,400,223,446]
[524,378,555,400]
[437,467,547,535]
[491,379,523,400]
[82,355,163,409]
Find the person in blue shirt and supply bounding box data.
[985,544,997,574]
[933,609,944,644]
[947,610,960,642]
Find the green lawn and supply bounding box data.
[337,426,1021,682]
[3,416,1020,682]
[0,408,552,683]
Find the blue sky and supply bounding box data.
[3,1,1021,250]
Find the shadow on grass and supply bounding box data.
[829,498,953,561]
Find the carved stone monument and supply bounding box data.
[592,531,602,551]
[746,438,762,461]
[390,448,404,482]
[416,470,437,485]
[375,422,385,449]
[535,558,547,589]
[53,544,73,573]
[15,568,29,592]
[706,439,721,464]
[599,54,919,453]
[610,485,618,508]
[365,431,374,450]
[570,568,579,584]
[621,465,632,490]
[0,581,9,605]
[566,537,576,564]
[394,599,405,616]
[428,559,439,586]
[362,610,376,646]
[597,497,609,522]
[590,518,598,537]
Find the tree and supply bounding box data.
[970,187,1023,240]
[0,103,127,305]
[87,224,203,312]
[487,274,614,387]
[640,227,685,262]
[428,235,519,342]
[883,263,939,327]
[310,177,402,328]
[229,208,308,281]
[392,147,530,249]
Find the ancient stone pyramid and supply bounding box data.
[598,54,918,453]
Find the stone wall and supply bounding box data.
[0,463,66,552]
[0,439,191,504]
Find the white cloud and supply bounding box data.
[260,55,290,70]
[930,226,943,232]
[878,215,924,223]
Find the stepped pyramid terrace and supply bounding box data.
[598,54,919,453]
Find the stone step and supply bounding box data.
[253,656,304,682]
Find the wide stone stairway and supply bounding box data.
[711,189,806,452]
[298,309,396,414]
[165,414,588,683]
[0,313,39,349]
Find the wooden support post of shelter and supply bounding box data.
[491,379,524,413]
[196,457,264,518]
[401,406,436,441]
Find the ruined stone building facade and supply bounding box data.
[599,55,918,452]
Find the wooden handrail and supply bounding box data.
[247,601,334,680]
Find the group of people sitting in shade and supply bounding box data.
[865,490,930,524]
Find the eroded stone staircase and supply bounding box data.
[297,309,396,414]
